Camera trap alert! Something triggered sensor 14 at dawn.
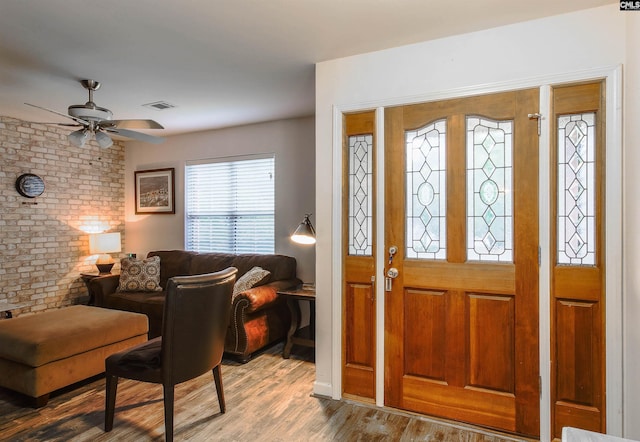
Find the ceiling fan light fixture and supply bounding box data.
[26,79,165,146]
[95,131,113,148]
[68,129,90,147]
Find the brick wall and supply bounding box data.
[0,116,125,315]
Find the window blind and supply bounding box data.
[185,155,275,254]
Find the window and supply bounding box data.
[185,155,275,254]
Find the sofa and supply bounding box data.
[89,250,301,362]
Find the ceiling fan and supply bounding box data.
[25,79,164,148]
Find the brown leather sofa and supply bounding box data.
[89,250,301,362]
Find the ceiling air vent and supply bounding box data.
[143,101,176,111]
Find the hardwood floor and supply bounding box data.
[0,343,537,441]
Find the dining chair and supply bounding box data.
[104,267,238,441]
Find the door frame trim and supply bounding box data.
[324,65,623,440]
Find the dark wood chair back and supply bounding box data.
[104,267,238,441]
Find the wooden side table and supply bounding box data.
[278,286,316,358]
[81,272,118,305]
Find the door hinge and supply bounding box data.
[528,113,542,136]
[539,376,542,399]
[538,246,541,267]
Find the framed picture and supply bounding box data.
[134,168,175,214]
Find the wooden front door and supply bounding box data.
[384,89,540,437]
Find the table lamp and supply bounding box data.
[291,214,316,245]
[89,232,122,274]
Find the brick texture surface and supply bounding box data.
[0,116,125,315]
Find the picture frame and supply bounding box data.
[134,168,175,214]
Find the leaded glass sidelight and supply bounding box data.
[405,120,447,260]
[467,117,513,262]
[348,134,373,256]
[557,113,596,265]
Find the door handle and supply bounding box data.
[385,267,398,292]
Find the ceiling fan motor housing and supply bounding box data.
[68,79,112,122]
[68,104,113,122]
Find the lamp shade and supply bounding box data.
[68,129,90,147]
[291,214,316,245]
[89,232,122,254]
[89,232,122,274]
[95,131,113,148]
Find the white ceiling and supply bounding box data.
[0,0,616,137]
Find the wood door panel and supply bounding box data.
[555,267,602,300]
[346,255,376,277]
[342,111,376,401]
[404,289,447,380]
[402,92,520,128]
[345,282,375,366]
[468,293,515,393]
[555,402,602,435]
[385,88,540,437]
[555,300,599,405]
[404,261,515,293]
[403,375,516,431]
[343,366,375,399]
[550,81,605,437]
[552,83,601,114]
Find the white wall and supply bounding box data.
[123,116,316,283]
[624,11,640,440]
[315,4,637,440]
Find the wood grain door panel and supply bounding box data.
[550,81,605,439]
[555,300,599,405]
[403,289,447,381]
[342,111,376,401]
[468,293,515,393]
[343,280,375,398]
[384,89,540,437]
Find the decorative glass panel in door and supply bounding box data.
[557,113,596,266]
[466,117,513,262]
[349,134,373,256]
[405,119,446,260]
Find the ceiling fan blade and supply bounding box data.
[24,103,89,126]
[102,119,164,130]
[106,128,165,144]
[28,122,82,127]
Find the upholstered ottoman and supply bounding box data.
[0,305,148,407]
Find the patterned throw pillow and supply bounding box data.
[232,266,271,298]
[117,256,162,292]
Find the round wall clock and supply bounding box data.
[15,173,45,198]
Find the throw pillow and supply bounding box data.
[117,256,162,292]
[232,266,271,298]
